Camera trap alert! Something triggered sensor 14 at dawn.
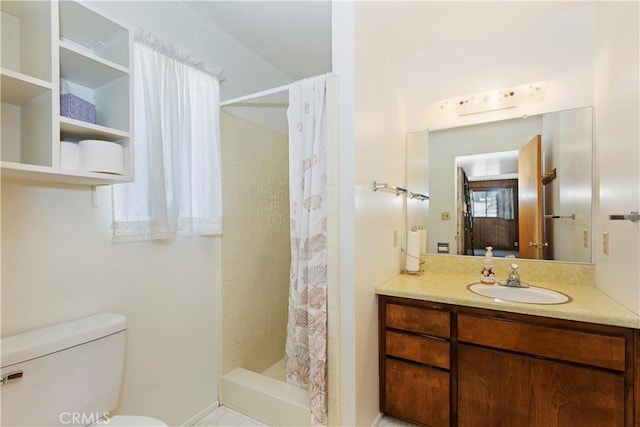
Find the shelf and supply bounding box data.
[1,69,52,105]
[1,2,53,83]
[59,1,129,68]
[60,116,130,141]
[0,1,132,187]
[1,161,132,185]
[60,42,128,88]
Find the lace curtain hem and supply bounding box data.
[112,218,222,243]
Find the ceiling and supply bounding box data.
[184,0,332,80]
[456,151,519,181]
[185,1,592,82]
[357,1,594,57]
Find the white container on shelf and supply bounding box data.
[79,139,124,175]
[60,140,79,170]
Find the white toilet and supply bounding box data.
[1,313,168,427]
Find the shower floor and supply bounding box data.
[261,358,286,382]
[221,360,412,426]
[222,361,310,426]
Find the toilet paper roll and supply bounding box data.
[60,140,79,170]
[419,228,428,254]
[79,139,124,175]
[405,230,421,272]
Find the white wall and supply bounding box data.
[331,1,357,425]
[404,5,596,132]
[406,131,429,238]
[594,2,640,314]
[542,108,593,263]
[352,3,408,426]
[1,182,219,425]
[1,2,296,425]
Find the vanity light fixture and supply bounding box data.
[436,81,546,118]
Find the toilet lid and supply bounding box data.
[97,415,168,427]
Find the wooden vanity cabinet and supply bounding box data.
[379,299,452,426]
[379,296,637,427]
[458,344,625,426]
[458,311,630,426]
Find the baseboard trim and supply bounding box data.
[371,412,384,426]
[180,400,220,426]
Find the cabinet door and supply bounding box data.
[458,344,625,427]
[384,357,449,427]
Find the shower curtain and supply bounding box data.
[285,74,328,425]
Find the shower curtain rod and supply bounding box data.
[220,73,334,107]
[220,82,292,107]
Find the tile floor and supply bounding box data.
[377,415,418,427]
[192,407,265,426]
[192,406,416,427]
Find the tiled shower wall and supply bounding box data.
[220,111,290,374]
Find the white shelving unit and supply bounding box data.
[1,0,133,185]
[1,69,52,105]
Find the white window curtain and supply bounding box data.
[112,31,223,242]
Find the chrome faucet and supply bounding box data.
[503,263,528,288]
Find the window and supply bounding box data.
[471,188,515,220]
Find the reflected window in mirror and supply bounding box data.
[471,188,515,219]
[468,180,518,258]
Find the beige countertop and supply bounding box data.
[376,272,640,329]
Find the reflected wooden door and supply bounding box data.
[518,135,544,259]
[457,167,474,255]
[457,167,466,255]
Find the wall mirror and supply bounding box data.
[406,107,593,263]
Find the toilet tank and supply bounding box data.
[1,313,127,427]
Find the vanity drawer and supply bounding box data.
[386,330,450,369]
[458,314,626,371]
[386,303,450,338]
[384,357,450,427]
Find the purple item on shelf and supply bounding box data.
[60,93,96,124]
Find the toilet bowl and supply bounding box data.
[0,313,168,427]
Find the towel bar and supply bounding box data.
[609,211,640,222]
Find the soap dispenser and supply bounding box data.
[480,246,496,284]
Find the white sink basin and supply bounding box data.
[467,283,571,305]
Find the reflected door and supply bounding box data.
[518,135,544,259]
[457,167,474,255]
